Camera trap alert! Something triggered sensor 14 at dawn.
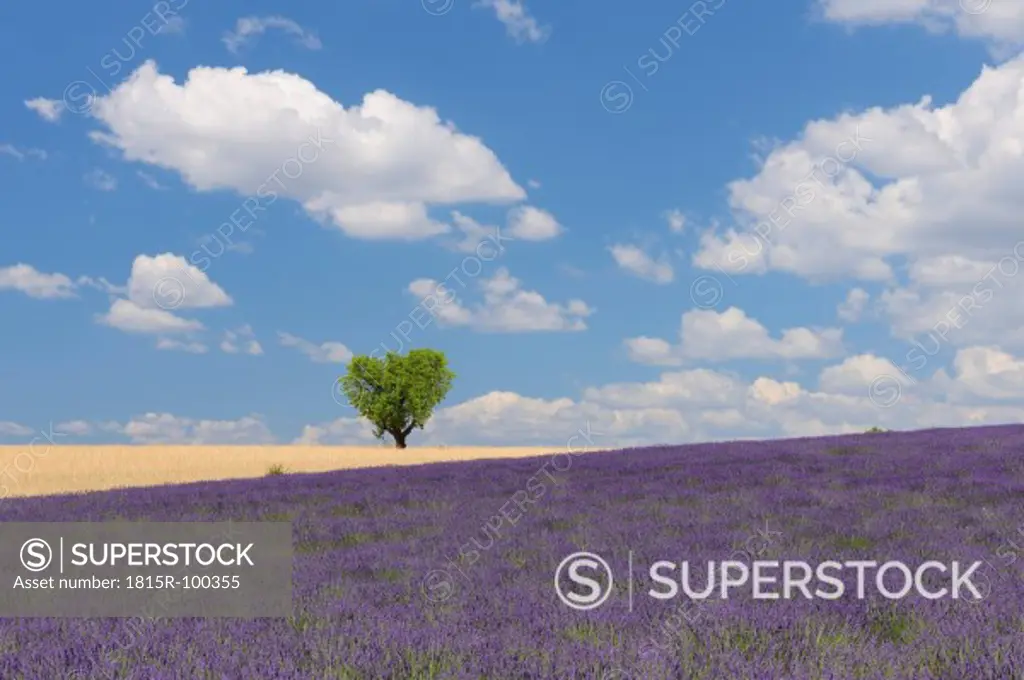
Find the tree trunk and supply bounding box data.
[393,430,407,448]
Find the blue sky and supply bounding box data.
[2,0,1024,446]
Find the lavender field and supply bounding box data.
[2,424,1024,679]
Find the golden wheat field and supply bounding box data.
[0,445,564,499]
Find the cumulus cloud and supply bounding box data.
[114,413,275,444]
[445,206,557,253]
[625,307,844,364]
[621,336,679,366]
[747,376,804,407]
[608,244,674,284]
[316,201,451,241]
[80,61,525,242]
[408,267,593,332]
[96,253,232,345]
[278,332,352,363]
[0,264,79,299]
[689,56,1024,347]
[932,346,1024,400]
[837,287,870,322]
[446,212,500,253]
[222,16,321,53]
[99,299,203,335]
[817,0,1024,56]
[582,369,745,410]
[818,354,913,395]
[124,253,232,311]
[0,263,122,303]
[878,249,1024,350]
[710,62,1024,273]
[507,205,562,240]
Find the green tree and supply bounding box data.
[338,349,455,448]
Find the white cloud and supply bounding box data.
[837,287,870,322]
[0,264,78,299]
[476,0,550,43]
[83,61,525,241]
[447,211,497,253]
[690,56,1024,347]
[685,310,845,361]
[818,353,911,394]
[908,254,997,287]
[293,417,379,445]
[694,58,1024,282]
[583,369,745,410]
[116,413,275,444]
[664,209,686,233]
[932,346,1024,400]
[95,253,229,338]
[726,357,1023,437]
[77,276,126,296]
[221,325,264,355]
[0,265,118,302]
[527,179,542,189]
[507,205,562,240]
[277,332,352,363]
[408,267,593,332]
[407,278,472,327]
[608,244,674,284]
[24,97,64,122]
[818,345,1024,408]
[98,299,203,335]
[313,201,450,241]
[0,422,33,437]
[693,230,771,276]
[622,337,681,366]
[55,420,93,436]
[156,338,209,354]
[124,253,232,311]
[747,376,804,407]
[626,307,845,364]
[0,144,46,161]
[84,168,118,191]
[223,16,322,53]
[817,0,1024,55]
[447,207,555,252]
[878,251,1024,349]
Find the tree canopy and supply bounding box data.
[338,349,455,448]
